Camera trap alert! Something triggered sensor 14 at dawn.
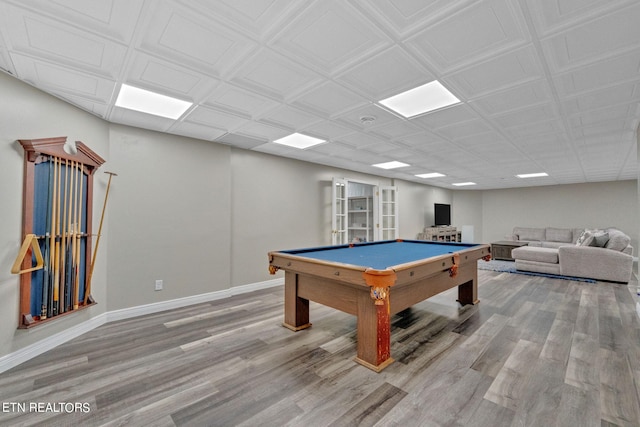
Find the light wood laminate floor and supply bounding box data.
[1,269,639,426]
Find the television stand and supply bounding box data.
[417,226,461,242]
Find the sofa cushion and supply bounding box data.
[545,227,573,243]
[514,227,545,241]
[511,246,559,264]
[604,228,631,251]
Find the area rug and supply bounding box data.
[477,259,596,283]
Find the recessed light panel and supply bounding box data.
[516,172,549,178]
[372,161,410,169]
[378,80,460,118]
[452,182,476,187]
[273,133,326,149]
[115,84,192,119]
[416,172,445,178]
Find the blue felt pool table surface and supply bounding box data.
[279,240,482,271]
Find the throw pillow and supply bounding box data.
[576,229,593,246]
[589,231,609,248]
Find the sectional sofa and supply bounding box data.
[508,226,634,283]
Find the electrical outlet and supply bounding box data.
[155,280,163,291]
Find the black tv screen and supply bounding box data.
[434,203,451,226]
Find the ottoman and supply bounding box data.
[511,246,561,275]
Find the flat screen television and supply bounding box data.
[434,203,451,226]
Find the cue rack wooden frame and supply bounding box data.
[16,137,105,328]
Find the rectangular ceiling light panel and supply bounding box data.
[115,84,193,119]
[415,172,445,178]
[378,80,460,118]
[516,172,548,178]
[372,161,410,169]
[273,133,326,149]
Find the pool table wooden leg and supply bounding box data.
[354,290,394,372]
[457,266,479,305]
[282,271,312,331]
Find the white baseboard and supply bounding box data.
[0,278,284,374]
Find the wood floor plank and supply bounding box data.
[565,332,600,391]
[483,339,542,411]
[599,347,640,426]
[555,383,601,427]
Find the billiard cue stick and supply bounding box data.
[60,159,71,314]
[73,162,83,309]
[67,160,77,311]
[85,171,117,305]
[52,156,61,316]
[41,156,54,319]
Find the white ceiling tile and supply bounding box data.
[183,106,248,132]
[369,120,423,141]
[561,82,640,115]
[292,81,369,118]
[307,141,357,158]
[232,122,290,142]
[187,0,307,40]
[552,51,640,97]
[299,121,357,141]
[337,132,388,149]
[139,2,257,77]
[202,84,280,120]
[410,104,479,129]
[110,106,176,132]
[504,119,566,139]
[126,54,219,101]
[407,0,529,72]
[526,0,635,35]
[11,53,115,102]
[216,133,268,150]
[436,120,493,140]
[492,103,558,128]
[230,49,322,101]
[270,1,391,75]
[3,6,127,76]
[259,105,323,131]
[353,0,472,38]
[446,46,543,98]
[335,104,403,131]
[471,80,551,116]
[336,45,433,100]
[541,3,640,72]
[169,121,227,142]
[15,0,145,43]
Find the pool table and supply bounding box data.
[268,239,491,372]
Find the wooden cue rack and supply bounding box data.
[17,137,105,328]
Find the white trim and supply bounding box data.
[0,314,107,374]
[0,278,284,374]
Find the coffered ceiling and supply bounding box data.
[0,0,638,189]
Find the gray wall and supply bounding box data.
[0,72,110,354]
[106,125,232,309]
[466,181,638,251]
